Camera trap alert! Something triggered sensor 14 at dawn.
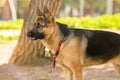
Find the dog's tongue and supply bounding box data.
[31,37,35,40]
[29,37,36,40]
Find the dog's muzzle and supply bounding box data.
[27,31,34,37]
[27,31,36,40]
[27,31,45,40]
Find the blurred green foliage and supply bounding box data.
[0,19,23,30]
[0,34,19,44]
[57,13,120,30]
[0,14,120,30]
[60,0,120,13]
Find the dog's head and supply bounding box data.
[27,7,55,40]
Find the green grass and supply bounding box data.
[0,19,23,30]
[0,34,19,44]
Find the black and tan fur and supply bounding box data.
[27,7,120,80]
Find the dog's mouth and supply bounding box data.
[27,31,45,40]
[29,36,37,40]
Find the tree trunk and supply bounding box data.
[106,0,113,14]
[2,0,11,20]
[79,0,84,17]
[9,0,62,65]
[8,0,17,20]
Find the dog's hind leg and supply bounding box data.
[112,63,120,75]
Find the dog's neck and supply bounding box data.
[41,23,64,53]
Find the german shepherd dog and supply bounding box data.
[27,7,120,80]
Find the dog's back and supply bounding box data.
[57,22,120,65]
[72,29,120,63]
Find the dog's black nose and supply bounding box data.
[27,32,34,37]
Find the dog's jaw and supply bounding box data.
[27,31,45,40]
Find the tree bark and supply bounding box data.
[106,0,113,14]
[9,0,62,65]
[79,0,84,17]
[8,0,17,20]
[2,0,11,20]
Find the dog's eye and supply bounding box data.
[37,23,40,26]
[34,23,36,25]
[34,23,40,26]
[36,23,41,28]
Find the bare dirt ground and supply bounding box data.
[0,30,120,80]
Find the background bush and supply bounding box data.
[57,13,120,30]
[0,34,19,44]
[0,13,120,30]
[0,19,23,30]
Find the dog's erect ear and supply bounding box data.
[44,6,55,24]
[36,7,43,16]
[44,6,52,18]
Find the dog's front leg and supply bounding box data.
[63,66,73,80]
[57,53,73,80]
[59,64,73,80]
[71,67,82,80]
